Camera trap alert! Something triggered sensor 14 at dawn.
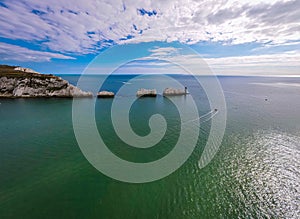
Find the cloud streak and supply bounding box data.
[0,43,75,62]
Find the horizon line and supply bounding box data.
[54,73,300,78]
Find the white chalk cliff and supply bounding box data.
[0,65,92,98]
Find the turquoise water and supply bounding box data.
[0,75,299,218]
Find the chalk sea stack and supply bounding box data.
[163,87,188,96]
[97,91,115,98]
[0,65,92,98]
[136,88,157,97]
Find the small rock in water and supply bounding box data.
[97,91,115,98]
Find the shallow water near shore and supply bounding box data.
[0,75,299,218]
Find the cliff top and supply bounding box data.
[0,65,56,79]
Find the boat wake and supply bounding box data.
[183,109,218,126]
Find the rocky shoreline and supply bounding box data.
[0,65,92,98]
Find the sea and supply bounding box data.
[0,75,299,218]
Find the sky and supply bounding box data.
[0,0,299,76]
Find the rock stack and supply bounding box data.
[163,87,188,96]
[136,88,157,97]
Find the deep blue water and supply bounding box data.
[0,75,299,218]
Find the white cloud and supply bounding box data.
[205,53,300,67]
[148,47,180,58]
[114,46,300,76]
[204,53,300,75]
[0,43,75,62]
[0,0,299,55]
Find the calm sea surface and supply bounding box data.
[0,75,299,218]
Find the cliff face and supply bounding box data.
[0,65,92,98]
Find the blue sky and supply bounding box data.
[0,0,299,76]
